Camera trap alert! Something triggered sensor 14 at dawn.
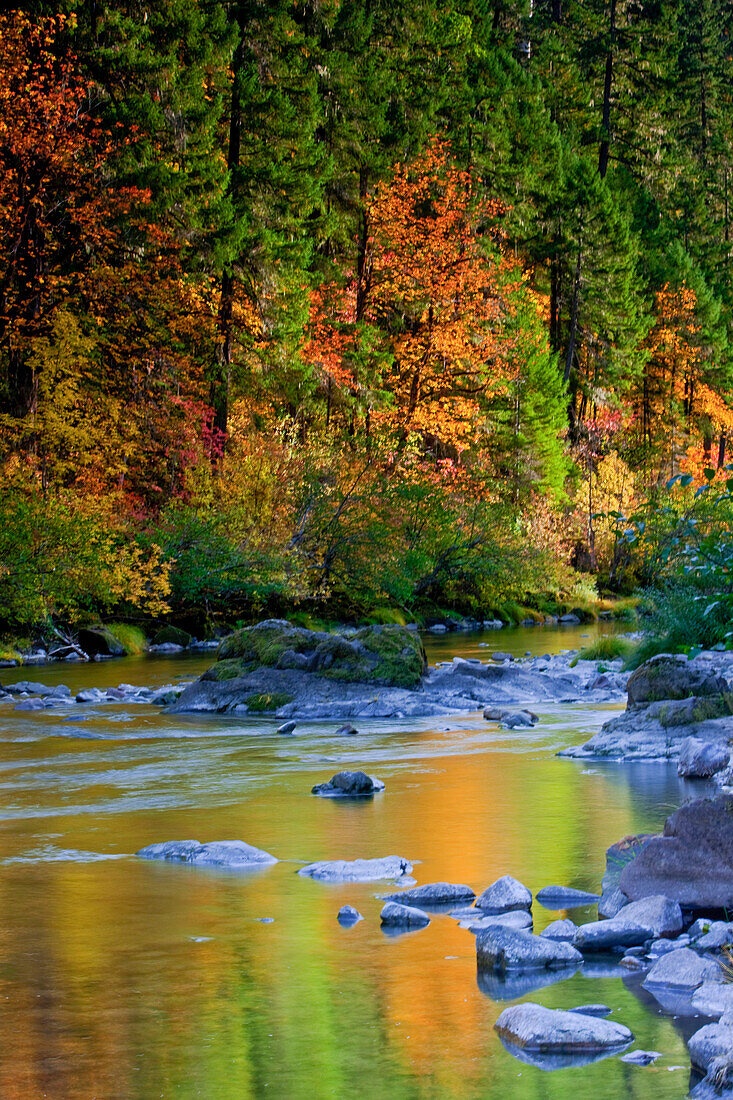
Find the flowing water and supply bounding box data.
[0,623,713,1098]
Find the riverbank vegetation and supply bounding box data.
[2,4,733,643]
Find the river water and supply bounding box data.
[0,623,713,1098]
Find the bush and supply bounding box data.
[107,623,148,655]
[571,635,633,664]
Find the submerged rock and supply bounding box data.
[475,875,532,914]
[494,1002,633,1054]
[297,855,412,882]
[382,882,475,907]
[137,839,278,867]
[569,1004,612,1018]
[277,720,297,735]
[620,1050,661,1065]
[476,926,582,972]
[311,771,385,797]
[380,901,430,928]
[458,909,533,933]
[337,905,363,926]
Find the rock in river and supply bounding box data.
[137,839,278,867]
[475,874,532,914]
[494,1002,633,1056]
[678,736,730,778]
[643,947,724,991]
[613,894,683,938]
[540,919,577,942]
[311,771,385,797]
[618,795,733,910]
[380,901,430,929]
[382,882,475,907]
[337,905,363,926]
[298,855,412,882]
[536,885,601,909]
[476,926,582,972]
[573,919,650,953]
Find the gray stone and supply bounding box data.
[311,771,385,797]
[618,795,733,910]
[491,652,513,662]
[14,698,46,711]
[6,680,54,695]
[382,882,475,907]
[337,905,363,926]
[476,926,582,971]
[137,839,278,867]
[627,654,728,708]
[688,1022,733,1074]
[536,885,601,909]
[613,894,683,937]
[298,856,412,882]
[620,1050,661,1065]
[475,875,532,914]
[599,888,630,919]
[334,723,359,736]
[649,936,690,957]
[569,1004,612,1018]
[694,922,733,950]
[500,711,536,729]
[573,919,650,952]
[494,1002,633,1053]
[380,901,430,928]
[277,720,297,735]
[483,706,508,720]
[619,955,649,971]
[692,982,733,1019]
[559,613,581,624]
[149,642,185,654]
[678,737,731,778]
[76,688,104,703]
[643,947,724,990]
[540,919,577,942]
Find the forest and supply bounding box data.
[2,0,733,643]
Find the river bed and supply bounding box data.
[0,623,711,1098]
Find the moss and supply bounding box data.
[365,607,408,626]
[352,624,426,688]
[218,622,312,665]
[691,694,731,723]
[152,625,191,647]
[575,636,633,663]
[107,623,148,656]
[244,692,294,712]
[204,658,256,682]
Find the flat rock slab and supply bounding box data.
[298,856,413,882]
[475,874,532,914]
[382,882,475,907]
[495,1002,633,1054]
[380,901,430,928]
[618,795,733,910]
[620,1050,661,1065]
[536,885,601,909]
[476,926,582,972]
[643,947,724,991]
[137,839,278,867]
[458,909,533,933]
[311,771,385,797]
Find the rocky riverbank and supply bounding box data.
[561,651,733,788]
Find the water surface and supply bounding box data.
[0,623,707,1098]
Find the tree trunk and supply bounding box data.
[598,0,617,179]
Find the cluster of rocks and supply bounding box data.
[563,651,733,780]
[1,679,191,710]
[170,620,629,719]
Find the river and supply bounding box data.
[0,623,711,1098]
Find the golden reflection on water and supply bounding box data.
[0,627,698,1098]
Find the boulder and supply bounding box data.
[688,1022,733,1075]
[137,839,278,867]
[382,882,475,907]
[475,875,532,914]
[500,711,537,729]
[334,723,359,736]
[540,919,577,942]
[692,982,733,1019]
[573,919,650,952]
[151,626,191,648]
[337,905,363,926]
[536,885,601,909]
[297,856,412,882]
[613,895,683,937]
[691,921,733,950]
[380,901,430,929]
[494,1002,633,1053]
[618,795,733,910]
[678,737,731,778]
[599,888,630,919]
[277,720,297,735]
[77,626,126,657]
[311,771,385,798]
[457,909,533,933]
[14,698,46,711]
[476,926,582,972]
[620,1050,661,1065]
[642,947,724,991]
[626,654,729,708]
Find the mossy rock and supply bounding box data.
[77,626,126,657]
[152,625,192,648]
[213,620,426,689]
[244,692,294,712]
[627,655,729,707]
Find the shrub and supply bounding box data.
[107,623,148,655]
